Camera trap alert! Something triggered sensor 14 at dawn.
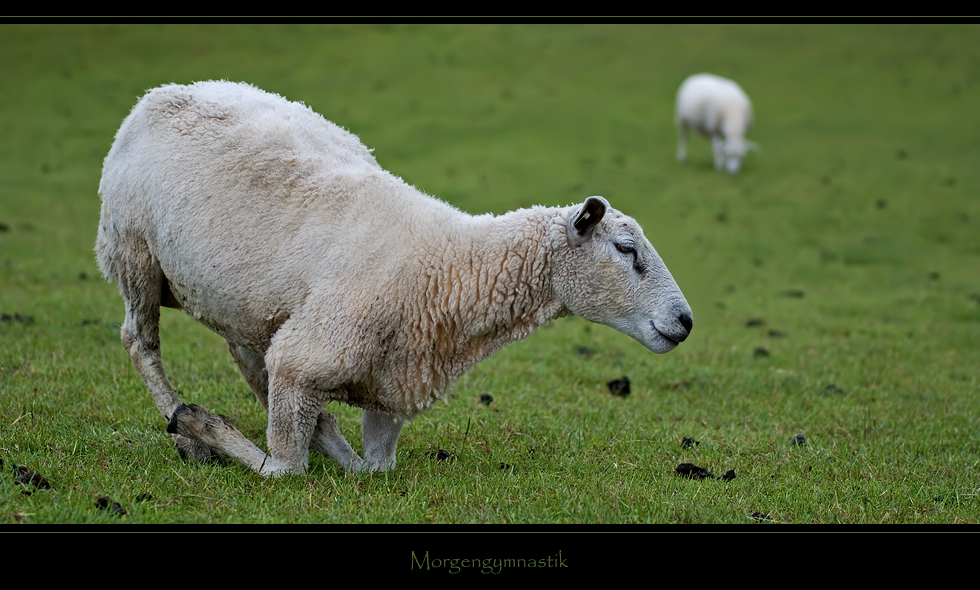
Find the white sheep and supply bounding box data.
[96,80,694,476]
[675,73,756,173]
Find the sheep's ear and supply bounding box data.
[569,196,607,246]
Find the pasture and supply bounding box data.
[1,23,978,526]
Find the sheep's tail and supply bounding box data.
[95,192,121,285]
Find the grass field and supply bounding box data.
[1,23,979,529]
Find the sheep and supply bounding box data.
[95,80,694,476]
[675,73,756,174]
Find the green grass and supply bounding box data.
[1,23,979,526]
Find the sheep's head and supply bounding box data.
[552,196,693,353]
[723,137,753,173]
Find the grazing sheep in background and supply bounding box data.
[96,80,694,476]
[675,73,756,173]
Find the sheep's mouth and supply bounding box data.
[619,317,682,354]
[650,321,683,348]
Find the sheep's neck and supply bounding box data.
[411,208,566,378]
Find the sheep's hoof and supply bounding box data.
[167,403,231,462]
[361,459,397,473]
[172,433,222,464]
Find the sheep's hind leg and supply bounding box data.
[116,236,217,463]
[311,411,365,472]
[166,403,272,472]
[362,410,404,471]
[228,342,270,408]
[228,343,364,471]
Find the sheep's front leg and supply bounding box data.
[168,401,366,476]
[229,342,364,471]
[362,410,404,471]
[676,122,689,163]
[167,371,321,476]
[711,136,726,171]
[260,372,325,476]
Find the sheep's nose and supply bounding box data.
[679,312,693,335]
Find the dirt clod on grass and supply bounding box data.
[428,449,455,461]
[682,437,700,448]
[675,463,713,479]
[675,463,736,482]
[95,495,127,516]
[14,466,50,493]
[607,376,630,397]
[791,434,806,446]
[1,313,34,325]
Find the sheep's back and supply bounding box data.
[98,81,448,349]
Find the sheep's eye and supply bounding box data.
[615,243,635,255]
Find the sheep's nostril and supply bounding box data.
[679,312,693,334]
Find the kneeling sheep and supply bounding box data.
[96,80,694,476]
